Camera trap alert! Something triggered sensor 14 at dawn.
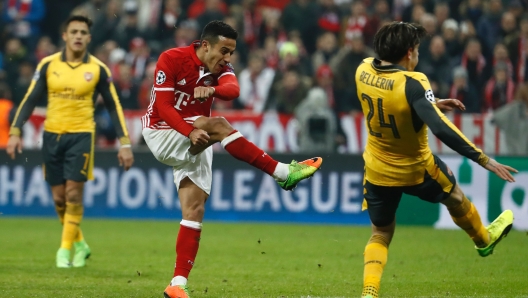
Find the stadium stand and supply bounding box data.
[1,0,527,154]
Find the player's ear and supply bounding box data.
[62,31,67,43]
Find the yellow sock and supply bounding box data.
[75,229,84,243]
[362,235,389,298]
[60,203,83,250]
[448,196,490,247]
[56,204,84,243]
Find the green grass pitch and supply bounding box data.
[0,217,527,298]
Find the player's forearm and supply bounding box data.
[100,91,131,142]
[414,100,489,166]
[9,93,41,136]
[10,59,52,135]
[433,127,489,166]
[214,75,240,100]
[107,110,131,145]
[97,64,131,143]
[158,102,195,136]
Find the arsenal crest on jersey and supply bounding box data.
[84,72,93,82]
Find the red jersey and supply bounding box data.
[142,41,239,136]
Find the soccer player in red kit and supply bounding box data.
[141,21,323,298]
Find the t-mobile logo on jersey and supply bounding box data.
[174,90,206,110]
[174,91,191,110]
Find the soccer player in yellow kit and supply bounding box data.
[6,15,134,268]
[355,22,517,298]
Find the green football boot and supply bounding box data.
[72,240,91,267]
[277,157,323,191]
[56,248,71,268]
[477,210,513,257]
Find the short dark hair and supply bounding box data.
[373,22,427,63]
[200,20,238,45]
[63,15,93,32]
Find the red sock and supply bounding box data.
[173,224,201,278]
[222,130,278,176]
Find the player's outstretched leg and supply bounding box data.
[443,185,513,257]
[220,130,322,190]
[192,117,323,191]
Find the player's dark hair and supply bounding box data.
[373,22,427,64]
[200,20,238,45]
[63,15,93,32]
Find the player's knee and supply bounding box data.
[370,220,395,245]
[451,184,465,201]
[53,197,66,207]
[442,184,464,208]
[443,185,471,217]
[183,204,205,221]
[51,188,66,206]
[209,117,232,134]
[371,216,394,229]
[65,187,83,204]
[52,191,66,205]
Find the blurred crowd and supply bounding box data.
[1,0,528,153]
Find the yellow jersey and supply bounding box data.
[10,51,130,144]
[356,58,488,186]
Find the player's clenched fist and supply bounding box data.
[189,128,210,146]
[194,86,215,102]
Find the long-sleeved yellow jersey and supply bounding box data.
[11,51,130,144]
[356,57,488,186]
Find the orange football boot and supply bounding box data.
[164,284,190,298]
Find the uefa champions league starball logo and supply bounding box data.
[425,89,435,103]
[156,70,166,85]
